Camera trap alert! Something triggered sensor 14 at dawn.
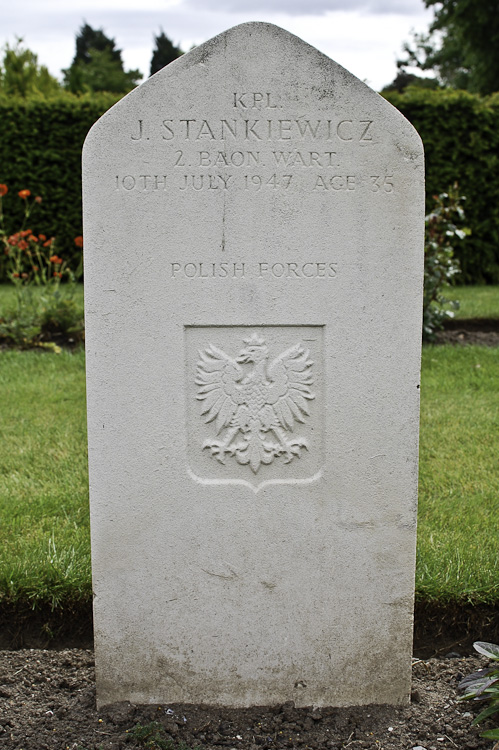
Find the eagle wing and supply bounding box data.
[265,343,315,431]
[195,344,245,434]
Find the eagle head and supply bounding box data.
[236,333,269,364]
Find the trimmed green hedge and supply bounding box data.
[1,89,499,283]
[0,92,119,276]
[384,88,499,284]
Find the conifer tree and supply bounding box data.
[63,23,142,94]
[150,30,183,76]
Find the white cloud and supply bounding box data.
[0,0,433,90]
[186,0,425,15]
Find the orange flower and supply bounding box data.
[18,189,31,199]
[12,272,20,278]
[20,229,32,237]
[50,254,63,264]
[35,196,42,204]
[74,236,84,248]
[21,273,28,279]
[28,235,38,243]
[32,265,39,272]
[38,233,46,241]
[8,234,20,246]
[18,240,28,250]
[0,184,7,197]
[43,238,54,248]
[53,271,62,278]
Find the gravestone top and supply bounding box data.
[83,22,424,709]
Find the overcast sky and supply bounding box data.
[2,0,434,91]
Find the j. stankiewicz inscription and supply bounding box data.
[196,333,315,473]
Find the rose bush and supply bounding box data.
[0,184,83,350]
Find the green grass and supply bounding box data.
[0,343,498,609]
[0,274,498,609]
[0,350,90,607]
[417,345,499,603]
[448,284,499,319]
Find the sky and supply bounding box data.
[2,0,434,91]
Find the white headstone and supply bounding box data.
[83,22,424,709]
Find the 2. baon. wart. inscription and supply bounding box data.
[196,333,315,474]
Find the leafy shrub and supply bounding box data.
[384,88,499,284]
[0,91,119,279]
[423,185,469,341]
[459,641,499,743]
[0,183,83,349]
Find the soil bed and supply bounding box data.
[1,317,497,747]
[3,600,499,659]
[0,648,495,750]
[436,317,499,347]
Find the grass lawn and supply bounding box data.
[0,343,498,610]
[417,345,499,603]
[449,284,499,319]
[0,351,90,607]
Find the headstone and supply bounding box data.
[83,22,424,709]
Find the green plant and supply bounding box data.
[423,185,469,340]
[125,721,192,749]
[0,183,83,348]
[459,641,499,743]
[0,38,60,98]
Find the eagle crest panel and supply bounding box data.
[186,326,324,489]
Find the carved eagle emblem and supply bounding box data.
[195,333,316,473]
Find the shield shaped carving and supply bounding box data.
[186,325,324,491]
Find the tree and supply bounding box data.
[0,39,60,98]
[397,0,499,95]
[150,30,183,76]
[63,23,142,94]
[72,22,123,66]
[381,70,440,94]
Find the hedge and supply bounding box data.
[0,92,119,278]
[1,88,499,283]
[384,88,499,284]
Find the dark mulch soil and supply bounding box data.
[436,317,499,347]
[0,648,495,750]
[3,600,499,659]
[1,316,496,748]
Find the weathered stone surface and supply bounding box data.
[83,22,424,709]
